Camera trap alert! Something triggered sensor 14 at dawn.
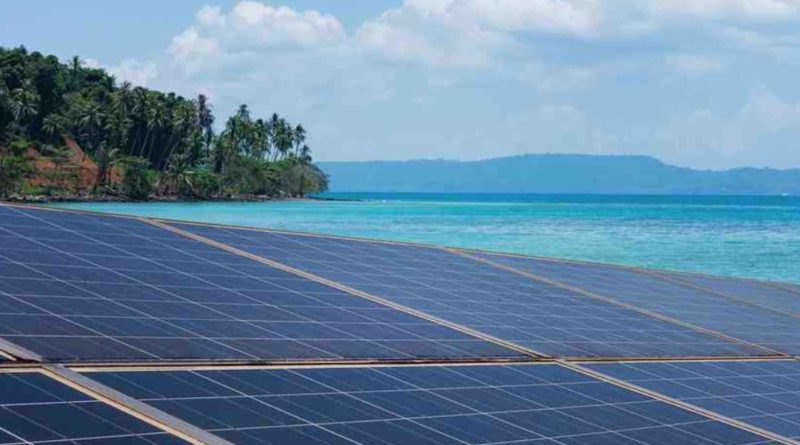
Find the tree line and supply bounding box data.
[0,46,328,199]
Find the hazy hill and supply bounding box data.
[319,154,800,195]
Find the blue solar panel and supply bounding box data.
[0,205,518,362]
[652,271,800,315]
[169,224,768,358]
[88,363,779,445]
[587,360,800,441]
[0,370,186,444]
[471,253,800,356]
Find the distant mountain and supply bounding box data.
[318,154,800,195]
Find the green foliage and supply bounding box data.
[0,141,32,197]
[0,45,326,200]
[185,169,221,199]
[221,156,277,196]
[272,159,329,197]
[118,156,154,200]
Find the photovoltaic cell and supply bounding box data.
[0,370,186,444]
[587,360,800,441]
[472,253,800,355]
[88,363,779,445]
[170,224,767,358]
[0,205,517,362]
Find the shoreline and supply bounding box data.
[0,195,359,205]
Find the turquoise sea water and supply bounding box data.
[48,193,800,283]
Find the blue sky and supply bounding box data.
[3,0,800,169]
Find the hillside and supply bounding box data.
[0,46,326,200]
[319,154,800,195]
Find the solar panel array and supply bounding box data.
[168,224,767,359]
[652,271,800,315]
[0,370,188,444]
[470,252,800,356]
[0,205,516,362]
[88,364,779,445]
[587,360,800,440]
[1,203,800,445]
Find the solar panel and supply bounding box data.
[652,271,800,315]
[0,370,187,444]
[586,360,800,441]
[167,223,767,358]
[470,253,800,356]
[0,205,518,362]
[86,363,781,445]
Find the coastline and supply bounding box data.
[0,195,362,204]
[0,194,355,204]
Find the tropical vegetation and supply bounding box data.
[0,46,328,200]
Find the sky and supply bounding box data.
[2,1,800,169]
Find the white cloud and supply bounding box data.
[82,58,102,69]
[658,89,800,168]
[641,0,800,21]
[354,7,508,68]
[351,0,800,69]
[169,27,222,71]
[81,58,158,87]
[519,63,601,91]
[740,89,800,129]
[166,1,800,72]
[143,1,800,169]
[106,59,158,86]
[664,53,725,77]
[169,1,346,71]
[406,0,604,35]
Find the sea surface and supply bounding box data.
[48,193,800,283]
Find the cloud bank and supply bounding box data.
[104,0,800,169]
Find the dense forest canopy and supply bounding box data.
[0,46,328,199]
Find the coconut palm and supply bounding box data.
[293,124,306,157]
[10,81,39,131]
[197,94,214,159]
[41,113,66,142]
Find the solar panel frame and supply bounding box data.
[85,362,784,445]
[167,222,771,359]
[0,204,520,363]
[585,359,800,442]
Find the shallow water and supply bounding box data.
[49,193,800,283]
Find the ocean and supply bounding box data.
[48,193,800,283]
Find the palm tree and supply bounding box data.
[68,55,83,90]
[158,151,193,196]
[253,119,270,160]
[197,94,214,159]
[273,118,293,161]
[299,144,312,163]
[143,99,166,162]
[158,101,197,168]
[76,101,110,191]
[0,86,9,140]
[41,113,66,142]
[78,101,105,151]
[130,88,150,152]
[10,81,39,134]
[293,124,306,157]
